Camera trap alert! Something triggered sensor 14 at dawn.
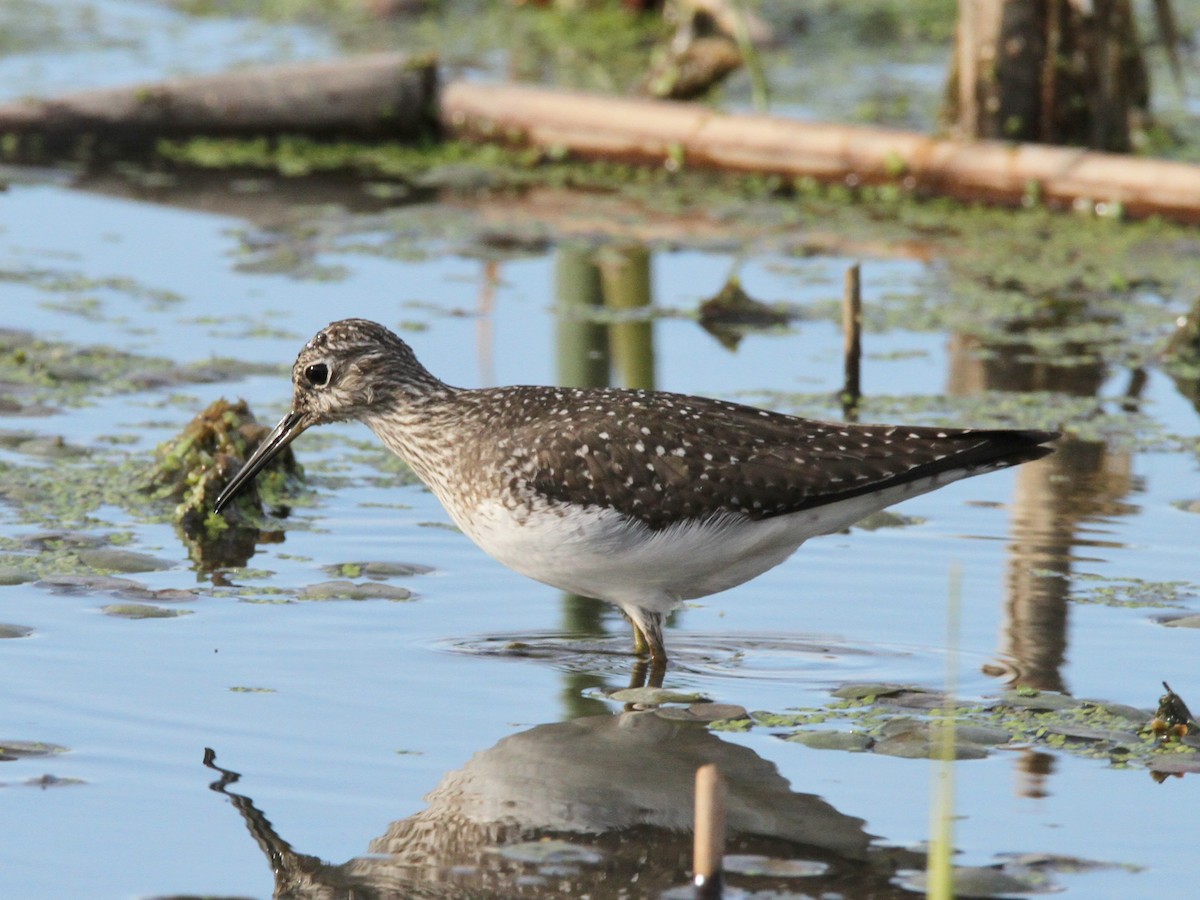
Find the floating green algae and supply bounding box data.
[297,580,413,601]
[0,327,279,412]
[75,548,173,573]
[101,603,193,619]
[717,683,1200,772]
[321,561,433,579]
[0,740,69,759]
[1068,573,1199,609]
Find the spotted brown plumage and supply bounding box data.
[485,388,1053,530]
[215,318,1060,670]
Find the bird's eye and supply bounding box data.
[304,363,330,387]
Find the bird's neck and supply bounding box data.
[364,385,470,489]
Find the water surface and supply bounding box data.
[3,2,1200,898]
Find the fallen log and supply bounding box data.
[441,81,1200,223]
[0,53,438,155]
[6,54,1200,222]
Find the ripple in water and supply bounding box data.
[447,631,1010,698]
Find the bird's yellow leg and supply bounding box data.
[631,622,650,656]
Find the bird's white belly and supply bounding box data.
[453,500,784,610]
[440,473,955,614]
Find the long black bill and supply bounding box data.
[213,411,310,514]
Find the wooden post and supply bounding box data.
[599,245,656,391]
[947,0,1148,151]
[555,246,609,389]
[693,763,725,898]
[842,263,862,421]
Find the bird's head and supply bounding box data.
[214,318,436,512]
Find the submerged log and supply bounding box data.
[441,81,1200,223]
[0,53,438,156]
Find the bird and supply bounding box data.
[214,318,1058,670]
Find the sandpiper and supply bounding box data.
[215,318,1058,668]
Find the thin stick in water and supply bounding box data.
[693,763,726,898]
[842,262,862,420]
[927,563,963,900]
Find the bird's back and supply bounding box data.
[438,385,1055,532]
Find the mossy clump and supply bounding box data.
[697,275,793,350]
[144,397,305,537]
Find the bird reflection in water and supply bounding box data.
[204,710,923,898]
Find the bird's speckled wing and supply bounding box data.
[481,386,1053,530]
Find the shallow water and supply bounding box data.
[4,3,1200,899]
